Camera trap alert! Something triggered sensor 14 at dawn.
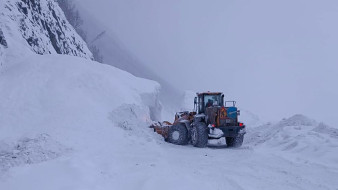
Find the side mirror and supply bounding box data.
[194,97,197,104]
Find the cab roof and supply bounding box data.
[197,91,223,96]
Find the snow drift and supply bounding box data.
[246,114,338,166]
[0,134,70,173]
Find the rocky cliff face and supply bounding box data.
[0,0,93,61]
[0,28,6,66]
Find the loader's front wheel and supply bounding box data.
[168,124,188,145]
[191,122,208,148]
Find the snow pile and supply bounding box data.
[278,114,317,127]
[109,104,165,146]
[110,104,152,131]
[247,114,317,146]
[110,104,155,138]
[313,122,338,139]
[246,114,338,165]
[239,109,262,127]
[0,134,69,173]
[0,0,93,62]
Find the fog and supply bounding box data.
[76,0,338,126]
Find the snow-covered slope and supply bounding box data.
[0,1,164,186]
[0,52,162,181]
[0,0,93,63]
[0,54,161,143]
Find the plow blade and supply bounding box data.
[149,121,172,139]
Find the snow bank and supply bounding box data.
[0,54,163,188]
[0,53,161,147]
[0,53,166,189]
[0,134,69,173]
[246,114,338,166]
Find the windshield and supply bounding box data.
[204,95,222,108]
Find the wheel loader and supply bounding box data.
[150,92,246,148]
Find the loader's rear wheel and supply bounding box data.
[226,134,244,147]
[168,124,188,145]
[191,122,208,148]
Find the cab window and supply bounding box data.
[204,95,221,108]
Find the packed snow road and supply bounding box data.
[2,141,337,190]
[94,131,338,190]
[124,143,338,190]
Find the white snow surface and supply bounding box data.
[0,54,337,190]
[0,2,337,188]
[0,53,160,141]
[0,53,162,183]
[0,54,336,190]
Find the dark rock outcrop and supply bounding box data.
[1,0,93,59]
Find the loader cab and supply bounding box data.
[194,92,224,114]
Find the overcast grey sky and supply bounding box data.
[78,0,338,126]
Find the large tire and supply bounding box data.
[226,134,244,147]
[168,124,189,145]
[191,122,209,148]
